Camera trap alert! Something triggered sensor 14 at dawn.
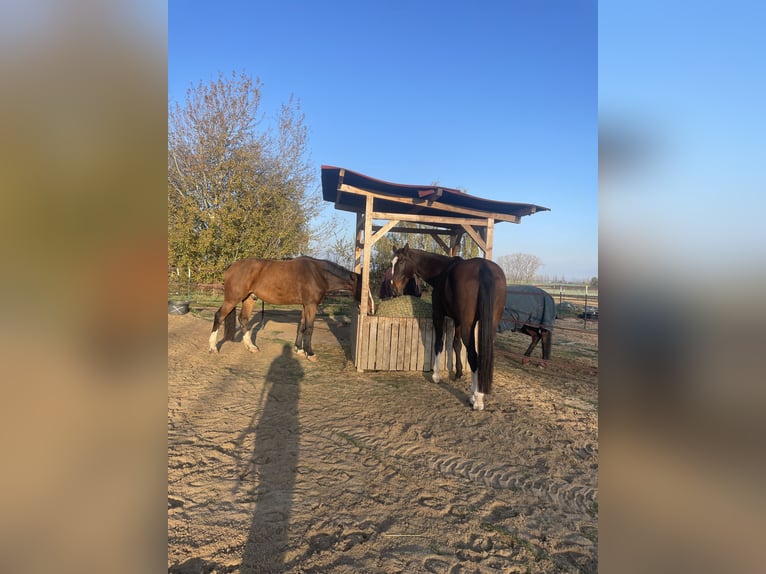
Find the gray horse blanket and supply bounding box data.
[500,285,556,333]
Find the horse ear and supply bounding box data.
[403,243,409,252]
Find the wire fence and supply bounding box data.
[169,267,599,330]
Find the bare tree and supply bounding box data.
[497,253,543,283]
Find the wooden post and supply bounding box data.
[356,195,374,371]
[485,218,494,260]
[354,211,363,273]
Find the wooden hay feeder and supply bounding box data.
[321,166,548,372]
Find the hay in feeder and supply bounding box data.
[375,296,433,318]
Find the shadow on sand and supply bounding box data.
[240,344,303,572]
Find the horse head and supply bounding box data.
[390,244,416,296]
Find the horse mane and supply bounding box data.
[314,258,354,281]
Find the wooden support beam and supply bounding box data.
[485,219,494,260]
[372,225,452,235]
[339,183,520,223]
[461,223,487,254]
[430,233,450,254]
[334,168,346,208]
[372,211,490,227]
[357,195,374,371]
[354,211,363,273]
[369,219,400,245]
[449,231,463,256]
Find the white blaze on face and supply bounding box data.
[390,256,398,289]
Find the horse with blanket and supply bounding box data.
[500,285,556,366]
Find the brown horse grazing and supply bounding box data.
[209,256,372,360]
[390,245,506,411]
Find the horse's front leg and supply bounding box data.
[431,315,446,383]
[540,328,552,366]
[302,304,318,362]
[240,295,260,352]
[294,307,307,356]
[209,299,238,353]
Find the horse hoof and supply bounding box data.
[294,348,306,356]
[472,402,485,411]
[431,372,441,383]
[306,354,318,362]
[247,346,260,353]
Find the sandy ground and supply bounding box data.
[168,310,598,573]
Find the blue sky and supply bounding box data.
[169,0,598,280]
[599,1,765,282]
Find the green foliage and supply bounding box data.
[168,71,318,282]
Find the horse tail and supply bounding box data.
[478,263,495,394]
[223,306,237,341]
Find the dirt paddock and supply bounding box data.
[168,309,598,573]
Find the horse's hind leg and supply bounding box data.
[452,327,463,380]
[520,326,541,365]
[239,295,259,352]
[462,323,482,410]
[209,299,238,353]
[431,313,446,383]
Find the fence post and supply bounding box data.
[583,284,589,328]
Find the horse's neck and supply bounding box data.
[325,271,355,293]
[414,251,453,282]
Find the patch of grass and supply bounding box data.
[335,431,365,451]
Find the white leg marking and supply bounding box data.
[209,329,219,353]
[243,328,259,352]
[431,351,442,383]
[473,391,485,411]
[469,371,479,407]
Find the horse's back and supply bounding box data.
[503,285,555,331]
[444,258,506,326]
[223,257,266,295]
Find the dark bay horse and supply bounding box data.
[501,285,555,365]
[379,267,421,300]
[390,245,506,411]
[209,256,371,361]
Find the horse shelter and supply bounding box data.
[320,166,549,373]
